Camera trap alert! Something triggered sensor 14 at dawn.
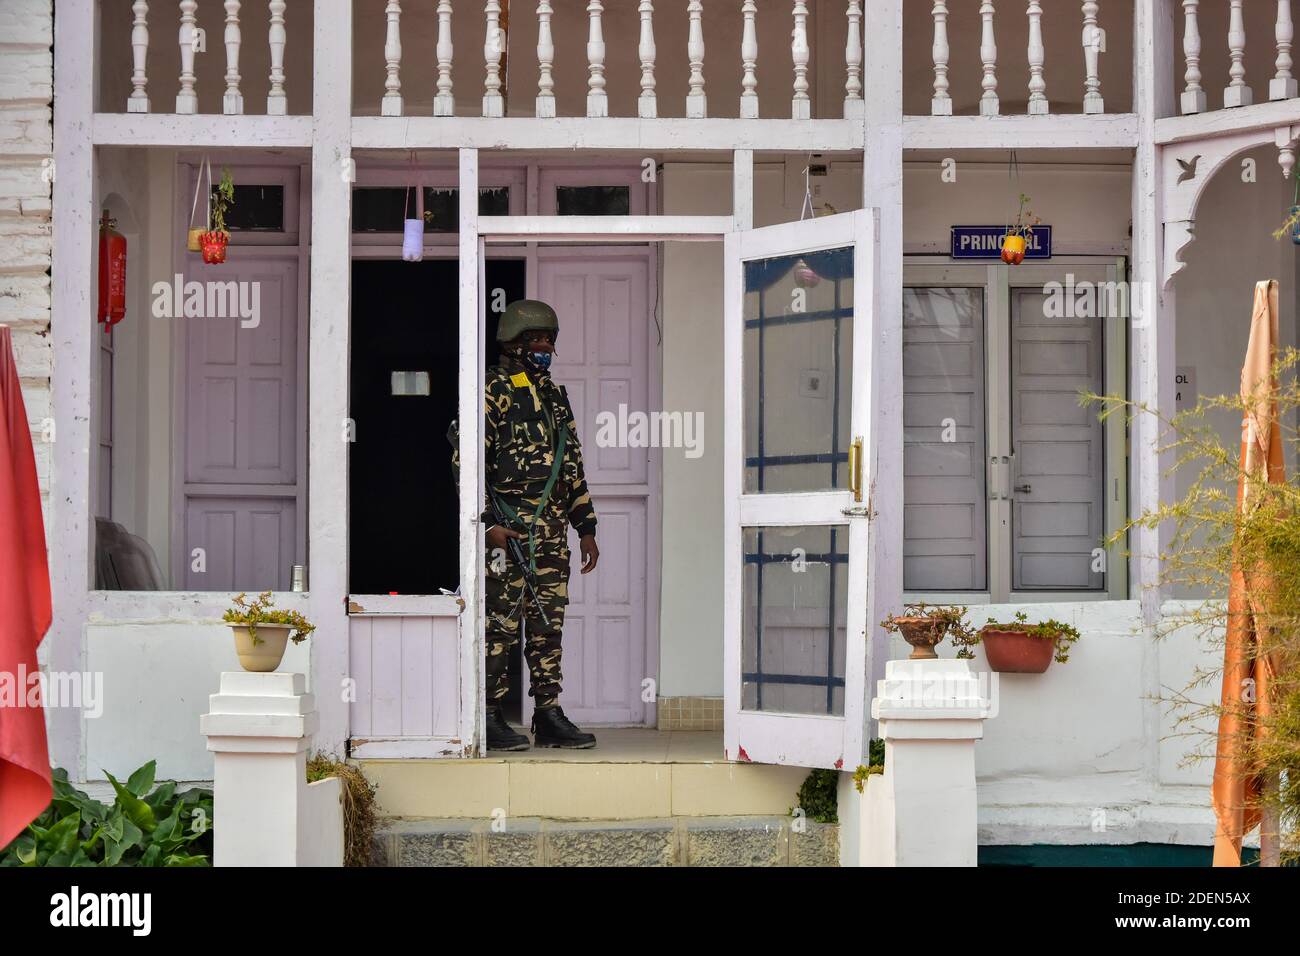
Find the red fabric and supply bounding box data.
[0,326,52,851]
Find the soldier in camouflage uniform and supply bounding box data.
[452,299,601,751]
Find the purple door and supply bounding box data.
[180,255,304,591]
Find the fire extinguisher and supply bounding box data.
[98,209,126,330]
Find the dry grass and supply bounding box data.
[307,753,379,867]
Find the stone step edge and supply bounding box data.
[373,815,840,867]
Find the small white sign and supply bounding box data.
[1175,366,1196,412]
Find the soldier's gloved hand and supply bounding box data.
[579,534,600,574]
[486,525,525,551]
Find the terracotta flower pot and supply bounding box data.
[230,623,292,672]
[981,627,1055,673]
[200,230,230,264]
[1000,234,1027,265]
[892,616,949,660]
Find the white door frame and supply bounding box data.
[722,208,878,770]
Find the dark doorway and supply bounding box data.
[349,257,526,596]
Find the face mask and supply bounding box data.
[526,350,553,371]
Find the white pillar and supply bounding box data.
[1181,0,1207,114]
[1082,0,1104,113]
[638,0,658,117]
[840,660,990,867]
[177,0,199,114]
[586,0,608,117]
[435,0,455,116]
[381,0,403,116]
[1027,0,1048,114]
[686,0,707,117]
[740,0,758,119]
[128,0,150,112]
[792,1,811,119]
[979,0,999,116]
[930,1,951,116]
[200,672,343,867]
[1224,0,1253,108]
[537,0,556,118]
[845,0,864,119]
[267,0,288,115]
[484,0,505,117]
[1272,1,1298,101]
[223,0,244,115]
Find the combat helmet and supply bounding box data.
[497,299,559,343]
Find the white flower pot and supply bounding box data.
[229,623,293,673]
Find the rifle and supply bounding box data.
[487,489,551,628]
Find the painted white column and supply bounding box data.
[1027,0,1048,114]
[268,0,288,115]
[687,0,707,117]
[435,0,455,116]
[222,0,244,114]
[381,0,403,117]
[1224,0,1253,108]
[484,0,505,117]
[1082,0,1104,113]
[128,0,150,112]
[740,1,758,119]
[638,0,658,118]
[840,660,990,867]
[1181,0,1206,114]
[1273,1,1298,100]
[200,672,343,867]
[792,1,811,120]
[930,1,951,116]
[537,0,556,118]
[308,0,353,756]
[845,0,864,119]
[979,1,999,116]
[587,0,608,117]
[177,0,199,114]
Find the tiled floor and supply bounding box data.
[494,728,725,763]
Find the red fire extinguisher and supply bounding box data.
[98,209,126,330]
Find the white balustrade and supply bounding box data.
[177,0,198,115]
[638,0,657,118]
[1182,0,1207,114]
[128,0,150,113]
[381,0,402,116]
[483,0,505,117]
[1027,1,1047,115]
[740,1,758,119]
[267,0,287,115]
[1224,0,1253,108]
[435,0,455,116]
[1082,1,1104,114]
[222,0,243,115]
[980,1,999,117]
[845,0,864,119]
[537,0,556,118]
[931,1,951,116]
[587,0,608,118]
[687,0,707,118]
[1273,1,1298,101]
[792,1,811,120]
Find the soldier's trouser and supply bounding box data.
[484,518,571,709]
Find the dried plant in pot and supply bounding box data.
[1001,193,1040,265]
[950,610,1081,674]
[881,603,975,661]
[223,590,315,673]
[200,167,236,264]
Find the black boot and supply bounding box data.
[486,705,530,752]
[530,705,596,749]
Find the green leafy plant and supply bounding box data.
[209,166,236,236]
[0,763,213,867]
[880,603,976,653]
[852,737,887,794]
[947,609,1082,663]
[223,590,315,646]
[794,768,840,824]
[306,752,378,867]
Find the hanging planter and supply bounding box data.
[186,156,212,253]
[402,183,424,262]
[199,230,230,264]
[1001,192,1040,266]
[194,164,235,265]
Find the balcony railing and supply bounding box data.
[1178,0,1299,114]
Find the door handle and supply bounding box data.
[1014,483,1032,494]
[848,436,864,502]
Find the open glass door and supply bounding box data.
[723,209,877,769]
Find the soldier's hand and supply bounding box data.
[579,534,599,574]
[486,525,525,551]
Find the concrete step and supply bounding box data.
[372,816,839,867]
[358,729,810,821]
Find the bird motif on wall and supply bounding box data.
[1177,155,1201,184]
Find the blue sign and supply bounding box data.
[950,225,1052,260]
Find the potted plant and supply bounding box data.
[881,603,975,660]
[223,590,314,672]
[949,610,1081,673]
[1001,193,1040,265]
[200,166,236,264]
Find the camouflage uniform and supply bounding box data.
[455,352,597,709]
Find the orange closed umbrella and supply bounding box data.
[0,326,52,851]
[1211,280,1286,867]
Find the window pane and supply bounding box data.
[213,184,284,232]
[902,287,987,591]
[1010,289,1105,590]
[742,525,847,716]
[743,247,853,494]
[352,187,510,232]
[556,185,630,216]
[351,187,411,232]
